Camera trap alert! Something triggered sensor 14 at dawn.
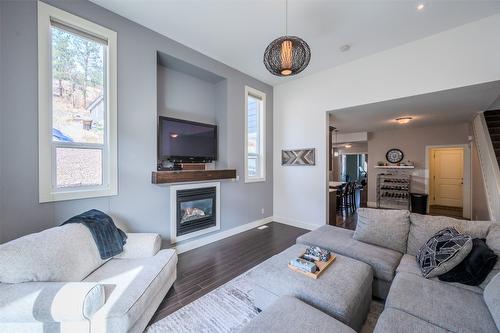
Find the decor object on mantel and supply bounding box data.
[263,0,311,77]
[386,148,404,164]
[151,169,236,184]
[282,148,315,166]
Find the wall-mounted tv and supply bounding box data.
[158,116,218,163]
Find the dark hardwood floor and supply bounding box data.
[429,205,464,219]
[150,222,308,324]
[333,187,367,230]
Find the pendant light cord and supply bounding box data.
[284,0,288,36]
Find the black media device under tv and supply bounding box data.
[158,116,218,166]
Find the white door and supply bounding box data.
[431,148,464,207]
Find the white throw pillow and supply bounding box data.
[353,208,410,253]
[0,224,105,283]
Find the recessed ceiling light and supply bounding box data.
[170,133,179,138]
[344,144,352,148]
[416,3,425,11]
[396,117,413,124]
[340,44,351,52]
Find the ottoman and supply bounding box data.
[240,296,356,333]
[248,244,373,331]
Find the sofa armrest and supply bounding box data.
[114,233,161,258]
[0,282,105,322]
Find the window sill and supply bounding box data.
[39,187,117,203]
[245,177,266,184]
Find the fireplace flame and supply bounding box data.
[181,207,206,223]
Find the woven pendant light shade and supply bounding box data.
[263,35,311,77]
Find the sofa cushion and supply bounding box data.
[416,227,472,278]
[84,249,177,333]
[484,272,500,331]
[297,225,402,282]
[396,254,483,294]
[374,308,449,333]
[0,282,105,322]
[114,233,161,259]
[386,272,498,333]
[439,238,497,286]
[240,296,355,333]
[353,208,410,253]
[483,224,500,288]
[0,224,105,283]
[407,214,492,255]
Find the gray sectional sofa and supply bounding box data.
[240,296,356,333]
[295,209,500,333]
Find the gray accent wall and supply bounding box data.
[367,123,470,205]
[0,0,4,243]
[0,0,273,244]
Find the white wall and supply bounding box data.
[274,13,500,226]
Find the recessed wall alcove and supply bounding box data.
[156,51,229,169]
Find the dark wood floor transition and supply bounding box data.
[150,222,308,324]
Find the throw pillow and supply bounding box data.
[417,227,472,278]
[353,208,410,253]
[438,238,498,286]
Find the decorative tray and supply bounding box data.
[288,253,336,279]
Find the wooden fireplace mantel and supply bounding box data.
[151,169,237,184]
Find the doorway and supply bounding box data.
[428,146,467,218]
[341,154,367,183]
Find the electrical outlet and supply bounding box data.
[236,175,240,181]
[261,208,265,215]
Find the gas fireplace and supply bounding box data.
[170,182,220,243]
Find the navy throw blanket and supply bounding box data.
[61,209,127,259]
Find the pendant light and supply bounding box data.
[334,129,339,157]
[263,0,311,77]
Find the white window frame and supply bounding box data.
[244,86,266,183]
[38,1,117,202]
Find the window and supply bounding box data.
[38,2,117,202]
[245,86,266,182]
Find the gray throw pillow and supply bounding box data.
[417,227,472,278]
[353,208,410,253]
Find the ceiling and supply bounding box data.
[329,81,500,133]
[333,142,367,151]
[90,0,500,85]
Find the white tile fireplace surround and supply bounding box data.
[170,182,221,243]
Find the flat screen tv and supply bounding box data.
[158,116,217,163]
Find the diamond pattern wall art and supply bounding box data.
[281,148,315,166]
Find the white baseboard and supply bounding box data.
[172,216,273,254]
[367,201,377,208]
[272,216,319,231]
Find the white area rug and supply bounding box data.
[146,271,384,333]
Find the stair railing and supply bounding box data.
[472,113,500,221]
